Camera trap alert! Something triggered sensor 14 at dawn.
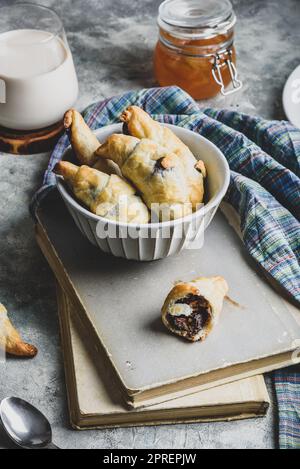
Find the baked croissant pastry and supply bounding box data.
[64,109,118,175]
[95,135,193,221]
[162,277,229,342]
[54,161,150,224]
[121,106,206,208]
[0,304,37,357]
[64,109,100,166]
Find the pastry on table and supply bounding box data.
[64,109,118,175]
[54,161,150,224]
[161,277,229,342]
[95,135,193,221]
[0,304,37,358]
[121,106,206,208]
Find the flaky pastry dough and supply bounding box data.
[121,106,206,208]
[0,304,37,357]
[95,135,194,220]
[54,161,150,224]
[64,109,118,175]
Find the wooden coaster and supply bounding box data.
[0,121,65,155]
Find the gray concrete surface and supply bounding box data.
[0,0,298,449]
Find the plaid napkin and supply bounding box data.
[31,86,300,449]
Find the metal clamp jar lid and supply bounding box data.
[155,0,243,99]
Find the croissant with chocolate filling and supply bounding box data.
[0,304,37,358]
[162,277,229,342]
[121,106,206,208]
[95,135,193,220]
[54,161,150,224]
[64,109,118,175]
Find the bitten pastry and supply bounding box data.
[0,304,37,358]
[64,109,118,175]
[162,277,229,342]
[95,135,193,221]
[54,161,150,224]
[121,106,206,208]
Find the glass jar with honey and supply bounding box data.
[154,0,242,100]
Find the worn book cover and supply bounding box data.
[36,195,300,408]
[56,284,270,429]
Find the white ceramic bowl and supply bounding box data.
[283,64,300,128]
[56,123,230,261]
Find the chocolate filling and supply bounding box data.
[167,294,211,339]
[123,122,131,136]
[153,157,171,174]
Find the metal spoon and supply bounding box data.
[0,397,59,449]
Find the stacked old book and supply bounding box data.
[35,194,300,429]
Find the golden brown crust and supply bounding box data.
[195,160,207,178]
[65,106,207,219]
[54,161,78,185]
[0,304,38,358]
[54,161,150,224]
[120,109,132,124]
[63,109,100,167]
[95,134,140,167]
[164,284,199,304]
[93,158,121,176]
[160,156,176,170]
[95,135,193,220]
[120,106,206,208]
[6,340,38,358]
[120,106,168,144]
[63,109,74,130]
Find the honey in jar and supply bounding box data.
[154,0,242,100]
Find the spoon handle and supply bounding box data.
[47,442,60,450]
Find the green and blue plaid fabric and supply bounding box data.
[31,86,300,448]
